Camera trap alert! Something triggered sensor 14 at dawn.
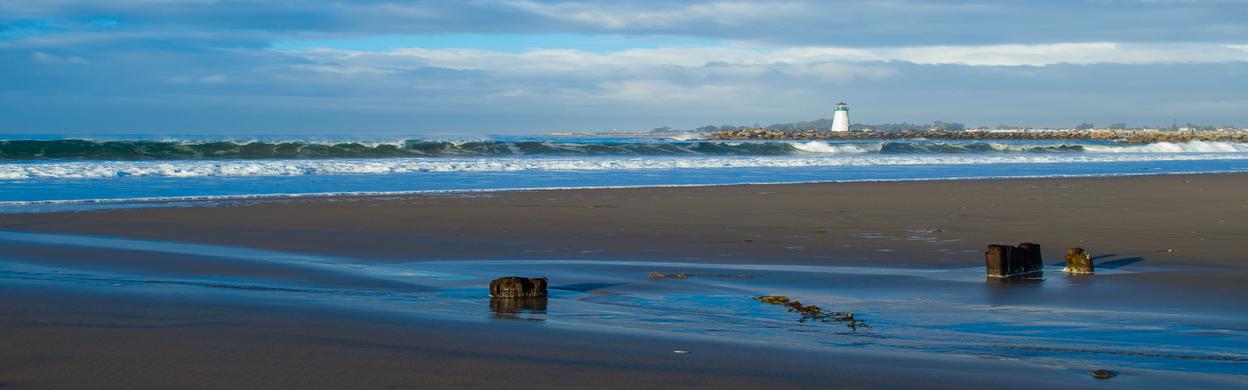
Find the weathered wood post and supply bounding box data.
[1006,245,1026,276]
[987,243,1044,277]
[985,244,1011,277]
[489,276,549,298]
[1017,242,1044,274]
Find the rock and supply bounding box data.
[489,276,549,298]
[1064,248,1094,274]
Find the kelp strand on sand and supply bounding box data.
[648,271,754,279]
[755,295,868,329]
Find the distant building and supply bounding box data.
[831,102,850,132]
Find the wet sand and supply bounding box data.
[4,282,1169,390]
[3,173,1248,268]
[2,173,1247,388]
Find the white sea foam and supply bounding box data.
[1082,141,1248,153]
[665,133,705,141]
[2,151,1247,181]
[789,141,879,154]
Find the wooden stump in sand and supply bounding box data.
[489,276,549,298]
[985,245,1012,277]
[1006,245,1027,276]
[1017,242,1044,274]
[986,243,1044,277]
[1064,248,1094,274]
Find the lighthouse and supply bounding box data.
[831,102,850,132]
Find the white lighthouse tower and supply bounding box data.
[831,102,850,132]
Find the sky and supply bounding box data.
[2,0,1248,135]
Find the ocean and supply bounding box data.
[3,134,1248,211]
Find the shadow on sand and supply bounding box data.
[1097,256,1144,270]
[1050,254,1146,270]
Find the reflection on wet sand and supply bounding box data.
[984,274,1045,284]
[490,297,548,320]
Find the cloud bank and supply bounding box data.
[2,0,1247,133]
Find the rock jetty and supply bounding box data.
[709,129,1248,144]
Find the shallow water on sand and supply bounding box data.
[0,230,1245,378]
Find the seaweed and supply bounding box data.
[754,295,868,330]
[648,272,754,279]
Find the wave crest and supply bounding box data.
[1,139,1245,162]
[1082,141,1248,153]
[4,152,1248,180]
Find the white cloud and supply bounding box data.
[891,42,1248,66]
[282,45,897,103]
[271,40,1248,105]
[199,74,227,84]
[290,45,885,77]
[167,74,230,84]
[503,1,807,29]
[31,51,87,64]
[283,41,1248,79]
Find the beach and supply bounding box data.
[2,173,1246,388]
[5,173,1245,266]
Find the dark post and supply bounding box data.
[985,245,1011,277]
[1017,242,1044,274]
[489,276,549,298]
[1006,245,1026,276]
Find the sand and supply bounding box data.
[4,173,1246,267]
[2,173,1247,388]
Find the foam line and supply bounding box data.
[4,152,1247,180]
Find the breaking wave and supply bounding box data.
[1081,141,1248,153]
[2,139,1246,161]
[4,153,1248,180]
[0,139,795,160]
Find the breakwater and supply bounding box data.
[710,129,1248,144]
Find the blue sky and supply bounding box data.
[2,0,1248,134]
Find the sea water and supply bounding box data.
[3,135,1248,209]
